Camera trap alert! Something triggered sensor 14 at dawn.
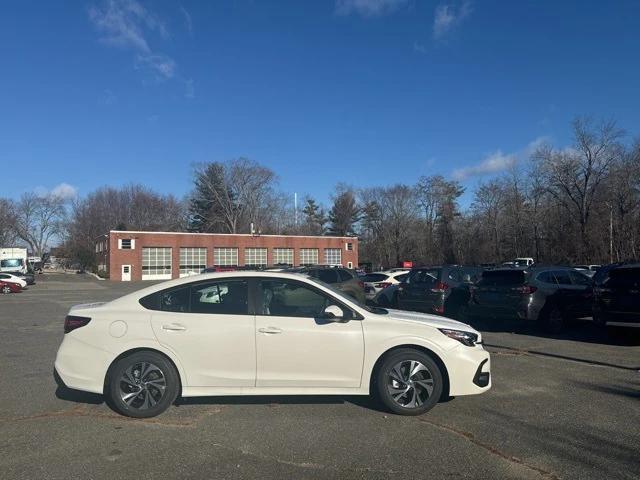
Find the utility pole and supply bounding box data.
[294,192,298,227]
[609,203,613,264]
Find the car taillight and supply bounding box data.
[431,281,449,293]
[375,282,392,289]
[514,285,537,294]
[433,305,445,314]
[64,315,91,334]
[358,281,365,289]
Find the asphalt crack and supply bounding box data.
[418,417,560,480]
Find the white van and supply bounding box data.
[0,248,28,274]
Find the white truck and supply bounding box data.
[1,247,28,274]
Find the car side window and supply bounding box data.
[568,270,591,286]
[160,287,190,313]
[553,270,572,285]
[258,280,335,318]
[537,271,557,284]
[447,269,461,282]
[190,280,249,315]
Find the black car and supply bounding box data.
[397,265,483,318]
[593,263,640,327]
[465,266,593,332]
[284,266,365,304]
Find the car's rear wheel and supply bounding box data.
[106,351,179,418]
[374,349,443,416]
[543,306,564,333]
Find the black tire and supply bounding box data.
[106,351,179,418]
[2,285,11,294]
[374,349,443,416]
[543,306,564,333]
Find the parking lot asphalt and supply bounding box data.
[1,274,638,480]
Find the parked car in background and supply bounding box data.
[285,266,365,304]
[0,272,27,289]
[593,263,640,327]
[0,247,28,274]
[464,266,593,332]
[573,265,601,277]
[397,266,483,318]
[8,271,35,285]
[0,280,22,294]
[362,270,409,301]
[54,271,491,418]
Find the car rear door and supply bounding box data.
[148,278,256,387]
[399,268,441,312]
[254,278,364,387]
[567,270,594,317]
[472,270,526,316]
[551,270,585,318]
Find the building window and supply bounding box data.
[142,247,172,280]
[245,247,267,266]
[273,248,294,266]
[179,247,207,277]
[346,242,353,251]
[214,247,238,266]
[119,239,134,250]
[299,248,319,265]
[324,248,342,265]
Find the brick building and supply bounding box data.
[96,230,358,281]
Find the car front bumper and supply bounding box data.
[446,345,491,396]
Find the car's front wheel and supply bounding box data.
[106,351,179,418]
[374,349,443,416]
[1,285,12,294]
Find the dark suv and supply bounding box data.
[465,266,593,332]
[593,263,640,327]
[397,265,483,318]
[285,266,365,304]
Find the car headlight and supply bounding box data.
[439,328,479,347]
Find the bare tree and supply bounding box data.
[12,193,66,257]
[0,198,17,246]
[534,117,624,260]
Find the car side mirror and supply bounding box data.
[320,305,347,322]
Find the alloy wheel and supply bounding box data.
[386,360,434,408]
[119,361,167,410]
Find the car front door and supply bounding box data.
[254,278,364,388]
[148,279,256,387]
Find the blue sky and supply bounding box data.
[1,0,639,206]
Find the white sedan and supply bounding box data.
[54,272,491,418]
[0,273,27,289]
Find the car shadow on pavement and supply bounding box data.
[469,317,640,347]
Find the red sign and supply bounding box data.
[402,261,413,268]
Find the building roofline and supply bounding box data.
[103,230,358,240]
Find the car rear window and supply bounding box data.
[479,270,525,286]
[606,268,640,288]
[362,273,389,282]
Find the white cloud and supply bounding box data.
[180,5,193,35]
[89,0,177,80]
[335,0,408,17]
[452,151,516,181]
[413,41,427,54]
[433,1,472,39]
[35,183,78,200]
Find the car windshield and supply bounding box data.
[1,259,23,268]
[305,276,388,315]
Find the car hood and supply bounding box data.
[383,308,479,334]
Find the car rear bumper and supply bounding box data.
[54,335,113,394]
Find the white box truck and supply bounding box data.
[0,247,28,274]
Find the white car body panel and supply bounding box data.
[54,272,490,399]
[0,273,27,288]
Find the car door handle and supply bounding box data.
[162,323,187,332]
[258,327,282,335]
